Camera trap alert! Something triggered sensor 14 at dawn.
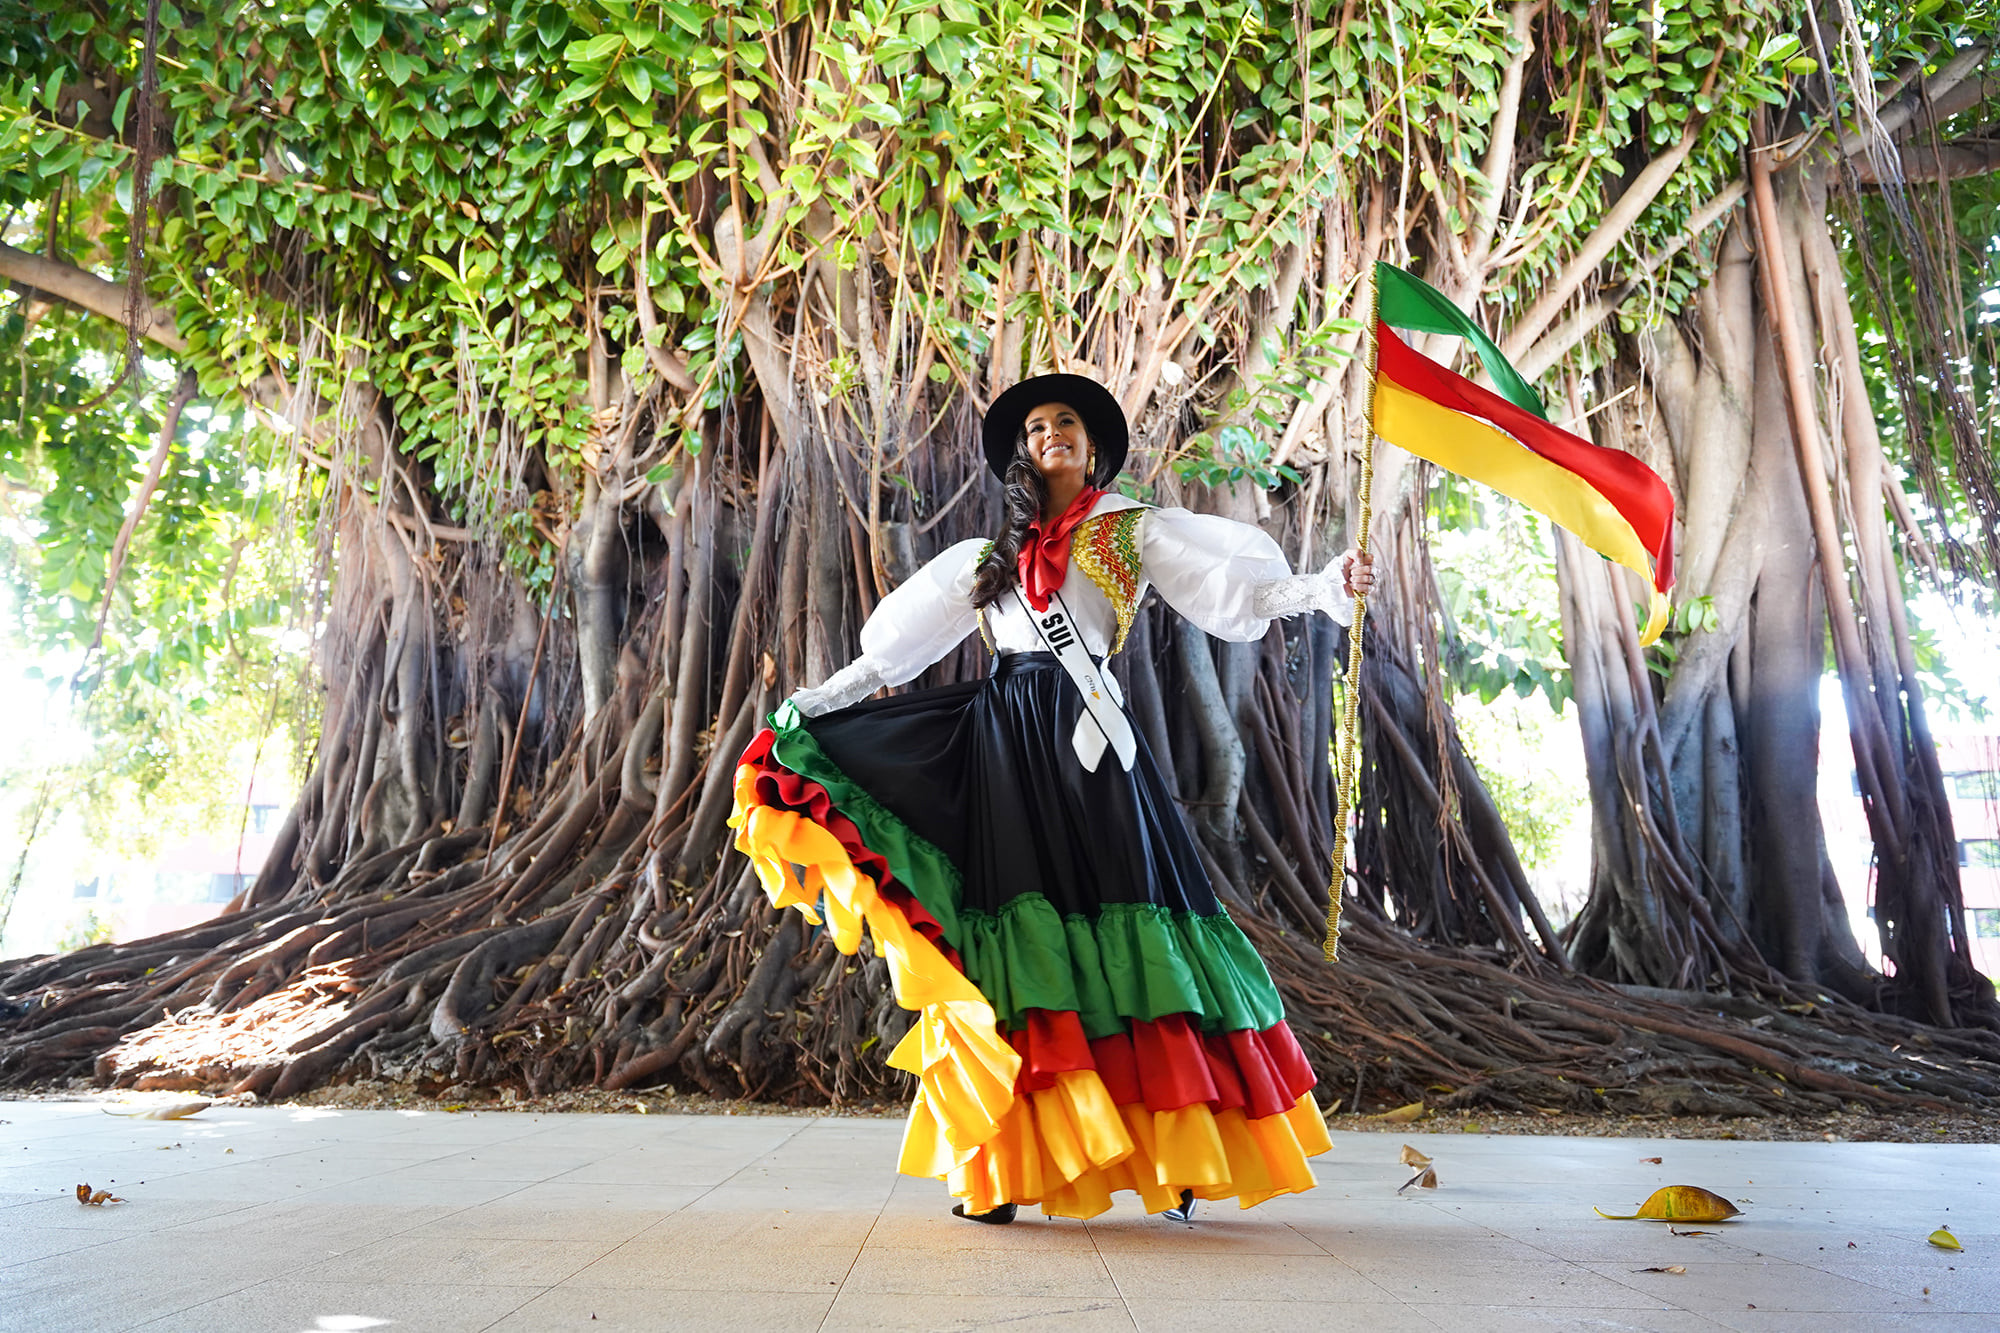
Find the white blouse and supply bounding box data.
[794,493,1351,715]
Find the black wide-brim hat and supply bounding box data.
[981,373,1129,485]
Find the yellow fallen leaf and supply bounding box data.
[1398,1144,1433,1168]
[74,1183,125,1206]
[1595,1186,1742,1223]
[1370,1101,1426,1123]
[1397,1165,1439,1193]
[1928,1228,1962,1251]
[1636,1265,1688,1274]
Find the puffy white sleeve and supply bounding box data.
[1141,509,1356,643]
[1141,508,1296,643]
[791,538,984,716]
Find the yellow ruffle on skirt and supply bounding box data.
[915,1068,1331,1220]
[730,759,1331,1218]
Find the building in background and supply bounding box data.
[73,796,286,942]
[1,786,288,960]
[1822,730,2000,982]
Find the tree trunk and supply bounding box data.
[1563,158,1996,1030]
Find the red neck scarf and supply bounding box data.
[1017,486,1103,612]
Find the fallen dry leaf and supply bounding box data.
[1636,1265,1688,1275]
[1398,1165,1439,1193]
[74,1183,125,1206]
[1398,1144,1433,1168]
[1370,1101,1426,1123]
[1670,1227,1717,1237]
[102,1101,210,1121]
[1640,1156,1663,1165]
[1928,1228,1962,1251]
[1595,1186,1742,1223]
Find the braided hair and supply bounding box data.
[970,439,1046,610]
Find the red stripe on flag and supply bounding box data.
[1377,322,1675,593]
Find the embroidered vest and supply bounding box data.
[972,508,1148,655]
[1069,507,1147,654]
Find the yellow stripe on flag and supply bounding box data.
[1376,374,1671,643]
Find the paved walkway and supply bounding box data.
[1,1099,1993,1332]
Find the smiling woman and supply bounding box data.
[731,372,1370,1224]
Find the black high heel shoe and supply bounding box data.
[1160,1189,1198,1222]
[951,1202,1018,1225]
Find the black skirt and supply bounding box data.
[803,652,1222,923]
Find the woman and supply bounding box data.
[729,373,1374,1224]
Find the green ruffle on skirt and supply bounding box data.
[767,702,1287,1038]
[957,895,1286,1038]
[770,703,966,944]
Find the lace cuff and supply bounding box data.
[1249,557,1354,627]
[790,657,889,718]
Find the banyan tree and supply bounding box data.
[2,0,1998,1116]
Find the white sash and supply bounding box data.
[1017,590,1137,772]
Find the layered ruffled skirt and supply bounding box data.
[728,652,1330,1219]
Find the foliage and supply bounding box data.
[1456,687,1589,877]
[1172,423,1301,492]
[56,907,115,953]
[0,310,310,820]
[1430,482,1570,712]
[2,0,1803,493]
[1825,2,2000,597]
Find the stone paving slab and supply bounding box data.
[1,1099,1993,1332]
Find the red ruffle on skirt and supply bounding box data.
[1007,1008,1316,1121]
[738,728,957,967]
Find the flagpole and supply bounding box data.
[1324,267,1377,964]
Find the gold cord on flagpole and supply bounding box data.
[1324,271,1378,963]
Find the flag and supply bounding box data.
[1371,262,1676,644]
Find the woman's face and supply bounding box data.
[1022,401,1091,487]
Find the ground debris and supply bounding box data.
[1329,1106,2000,1144]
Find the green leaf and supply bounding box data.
[662,1,705,36]
[1757,33,1800,62]
[569,32,625,63]
[537,4,571,48]
[336,32,367,82]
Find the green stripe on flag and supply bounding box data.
[1375,262,1548,421]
